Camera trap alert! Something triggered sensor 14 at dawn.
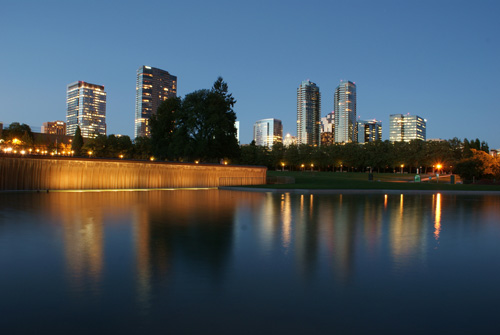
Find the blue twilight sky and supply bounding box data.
[1,0,499,147]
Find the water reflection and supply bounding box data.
[434,193,442,240]
[2,191,500,333]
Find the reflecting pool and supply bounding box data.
[1,190,500,334]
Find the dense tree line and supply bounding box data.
[239,138,498,182]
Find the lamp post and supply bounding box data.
[281,162,285,172]
[311,163,314,172]
[400,164,404,174]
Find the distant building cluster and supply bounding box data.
[252,79,427,147]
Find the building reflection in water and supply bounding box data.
[12,189,500,316]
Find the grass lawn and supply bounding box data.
[247,170,500,191]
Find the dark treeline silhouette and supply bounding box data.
[239,138,498,183]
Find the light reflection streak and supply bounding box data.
[434,193,441,240]
[384,194,388,209]
[281,193,291,250]
[310,194,313,217]
[400,194,404,215]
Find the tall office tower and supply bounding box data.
[135,66,177,138]
[253,118,283,147]
[389,114,426,142]
[320,111,335,145]
[334,80,357,143]
[297,80,321,146]
[235,121,240,143]
[42,121,66,135]
[357,120,382,143]
[66,81,107,138]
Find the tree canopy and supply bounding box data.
[150,77,239,162]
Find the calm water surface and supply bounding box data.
[1,190,500,334]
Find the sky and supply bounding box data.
[1,0,499,147]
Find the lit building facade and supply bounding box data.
[135,66,177,138]
[235,121,240,143]
[321,112,335,145]
[357,120,382,143]
[42,121,66,135]
[297,80,321,146]
[389,114,426,142]
[283,133,297,147]
[66,81,107,138]
[334,80,356,143]
[253,118,283,147]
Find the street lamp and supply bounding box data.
[400,164,404,174]
[301,163,305,171]
[88,151,93,158]
[311,163,314,172]
[281,162,285,171]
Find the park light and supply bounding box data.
[436,164,442,170]
[150,156,155,161]
[195,160,199,164]
[119,154,124,159]
[281,162,285,171]
[88,151,93,157]
[224,161,228,165]
[20,150,26,155]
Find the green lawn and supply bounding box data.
[248,170,500,191]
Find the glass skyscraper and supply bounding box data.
[134,66,177,138]
[357,120,382,143]
[389,114,426,142]
[253,118,283,147]
[66,81,107,138]
[297,80,321,146]
[334,80,356,143]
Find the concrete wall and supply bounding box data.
[0,156,267,190]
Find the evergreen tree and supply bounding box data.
[71,126,84,156]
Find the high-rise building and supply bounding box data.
[297,80,321,146]
[334,80,356,143]
[42,121,66,135]
[66,81,106,138]
[389,114,426,142]
[235,121,240,143]
[135,66,177,138]
[357,120,382,143]
[253,118,283,147]
[283,133,297,147]
[321,112,335,145]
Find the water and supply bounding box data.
[1,190,499,334]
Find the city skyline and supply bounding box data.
[1,1,499,147]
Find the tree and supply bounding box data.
[150,97,182,160]
[71,126,84,156]
[133,136,153,159]
[150,77,239,163]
